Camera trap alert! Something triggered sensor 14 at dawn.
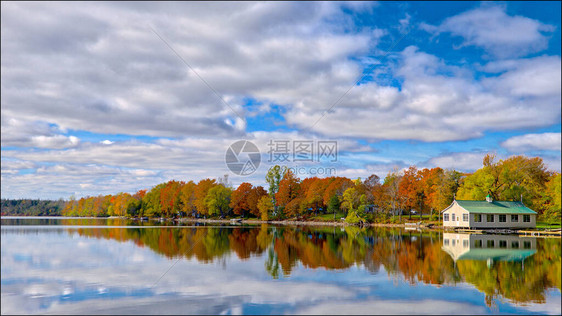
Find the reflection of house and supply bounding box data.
[442,233,536,266]
[441,196,537,229]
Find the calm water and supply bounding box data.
[1,217,560,315]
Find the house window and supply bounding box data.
[463,240,469,248]
[452,213,456,221]
[511,215,518,222]
[511,241,519,248]
[444,214,449,221]
[463,214,468,221]
[524,241,531,249]
[487,214,494,222]
[474,214,482,222]
[499,240,507,248]
[499,215,506,222]
[523,215,531,222]
[474,240,483,248]
[452,239,456,246]
[444,239,449,246]
[487,240,495,248]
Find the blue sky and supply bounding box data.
[1,1,560,199]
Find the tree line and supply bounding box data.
[55,154,560,223]
[1,199,66,216]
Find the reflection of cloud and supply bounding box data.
[520,293,562,316]
[0,228,357,314]
[2,227,561,315]
[295,299,488,315]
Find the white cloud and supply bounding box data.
[286,47,561,142]
[1,2,560,198]
[1,2,375,139]
[424,150,561,173]
[1,117,80,149]
[295,299,488,315]
[421,5,556,58]
[425,152,490,172]
[1,130,383,198]
[501,133,562,152]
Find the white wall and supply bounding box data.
[442,202,470,228]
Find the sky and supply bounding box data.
[1,1,561,199]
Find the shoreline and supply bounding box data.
[3,216,559,236]
[176,217,434,229]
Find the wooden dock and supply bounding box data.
[455,228,484,234]
[519,230,561,237]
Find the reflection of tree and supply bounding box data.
[457,238,561,306]
[69,224,560,307]
[229,228,266,260]
[265,247,281,279]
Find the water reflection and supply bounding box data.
[443,233,537,264]
[1,217,560,314]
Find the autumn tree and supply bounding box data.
[305,177,332,215]
[230,182,253,218]
[542,173,561,223]
[398,166,421,219]
[179,181,197,217]
[160,180,183,218]
[276,170,301,215]
[247,186,268,217]
[195,178,217,216]
[323,177,354,206]
[257,195,274,220]
[383,170,403,220]
[432,169,463,212]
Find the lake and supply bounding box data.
[1,217,560,315]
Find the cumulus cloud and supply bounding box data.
[424,150,561,173]
[424,152,490,172]
[1,117,80,149]
[420,5,556,58]
[501,133,562,152]
[288,47,560,142]
[1,130,382,198]
[1,2,375,138]
[1,2,560,198]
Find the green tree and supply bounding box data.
[341,187,361,215]
[265,165,287,214]
[142,183,165,217]
[204,185,232,217]
[327,195,341,220]
[542,173,561,224]
[457,154,551,211]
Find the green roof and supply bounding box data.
[456,200,537,214]
[457,248,536,262]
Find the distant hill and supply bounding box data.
[1,199,65,216]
